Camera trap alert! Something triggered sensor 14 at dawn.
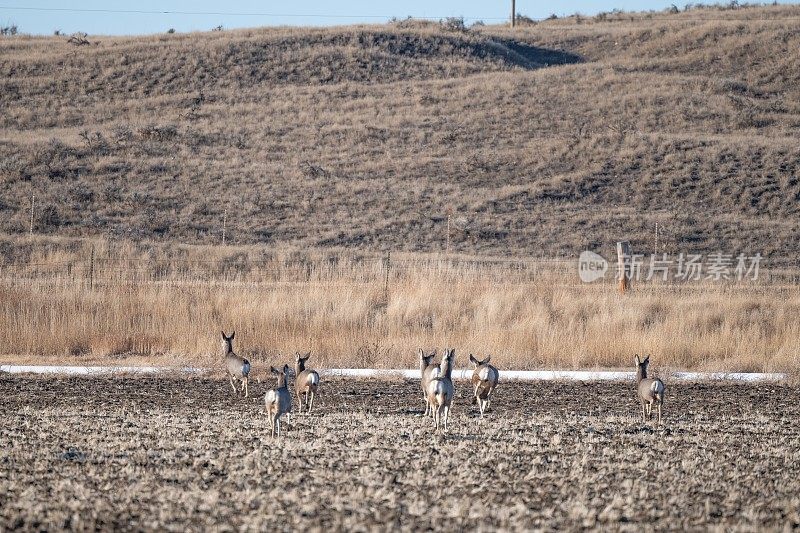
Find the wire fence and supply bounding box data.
[2,250,800,294]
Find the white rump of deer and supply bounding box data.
[469,354,499,417]
[635,354,665,425]
[221,331,250,397]
[294,352,320,413]
[426,348,455,432]
[265,364,292,437]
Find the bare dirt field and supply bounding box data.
[2,375,799,530]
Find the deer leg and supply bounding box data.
[305,391,310,413]
[309,391,315,413]
[641,403,646,422]
[443,405,449,433]
[243,377,249,398]
[229,375,237,395]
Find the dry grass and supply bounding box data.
[3,375,800,530]
[1,237,798,372]
[1,5,799,263]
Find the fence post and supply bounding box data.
[384,250,391,303]
[616,241,630,294]
[222,208,227,246]
[89,245,95,290]
[29,193,35,237]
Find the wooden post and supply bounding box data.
[511,0,516,26]
[89,245,95,290]
[29,194,35,237]
[654,222,658,256]
[384,250,391,303]
[616,241,631,294]
[446,214,451,258]
[222,209,227,246]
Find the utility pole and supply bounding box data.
[511,0,516,27]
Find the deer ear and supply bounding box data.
[305,352,311,360]
[418,348,424,358]
[284,364,290,373]
[221,331,227,339]
[469,354,478,365]
[644,355,650,364]
[635,355,640,365]
[483,355,491,364]
[230,331,235,340]
[270,366,277,373]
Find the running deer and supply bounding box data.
[426,348,455,432]
[265,364,292,437]
[221,331,250,397]
[635,354,665,424]
[294,352,320,413]
[469,354,499,417]
[418,348,438,417]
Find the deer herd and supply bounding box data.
[221,331,666,437]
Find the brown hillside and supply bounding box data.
[1,5,799,265]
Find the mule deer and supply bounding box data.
[265,364,292,437]
[469,354,499,417]
[418,348,438,416]
[635,354,665,424]
[294,352,320,413]
[221,331,250,397]
[426,348,455,432]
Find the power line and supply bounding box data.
[1,5,797,23]
[0,5,507,21]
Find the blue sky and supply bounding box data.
[0,1,793,35]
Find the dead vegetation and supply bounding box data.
[2,375,799,530]
[0,237,798,372]
[0,4,798,262]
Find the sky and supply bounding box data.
[0,1,794,35]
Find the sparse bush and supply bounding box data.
[211,25,223,32]
[439,17,467,32]
[515,14,538,26]
[167,28,175,34]
[0,24,18,36]
[67,32,90,46]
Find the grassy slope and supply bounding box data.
[1,6,799,264]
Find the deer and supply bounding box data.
[426,348,455,432]
[265,364,292,438]
[294,352,320,413]
[418,348,438,417]
[469,354,499,417]
[221,331,250,397]
[635,354,665,425]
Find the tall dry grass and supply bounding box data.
[1,239,798,373]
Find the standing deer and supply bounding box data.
[294,352,320,413]
[469,354,499,417]
[419,348,438,417]
[426,348,455,432]
[265,364,292,438]
[221,331,250,397]
[635,354,665,424]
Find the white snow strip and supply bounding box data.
[0,365,205,375]
[0,365,787,381]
